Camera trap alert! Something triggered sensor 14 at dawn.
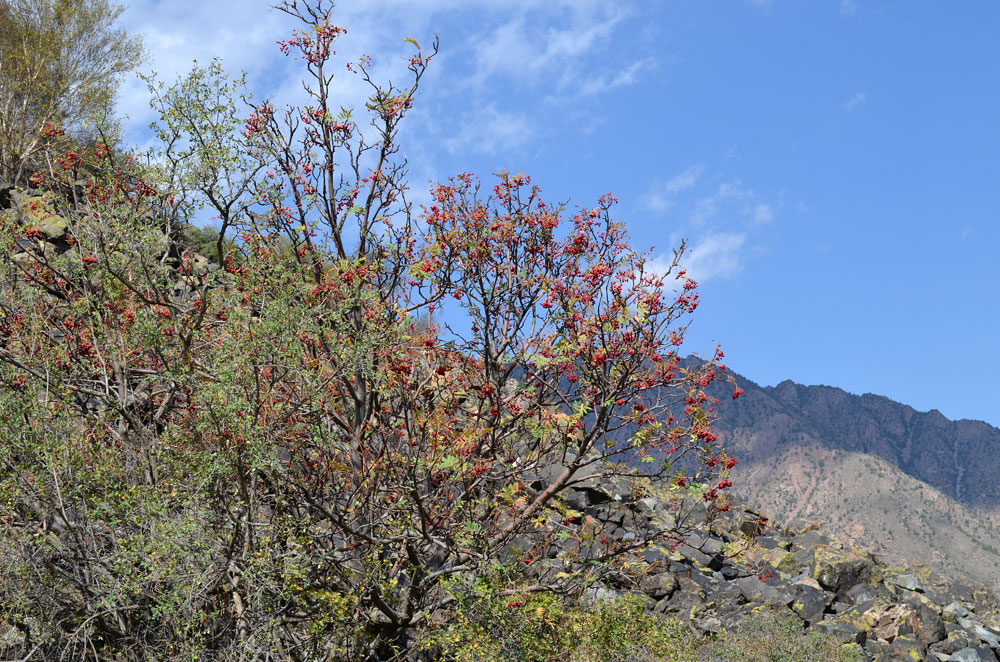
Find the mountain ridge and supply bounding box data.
[704,363,1000,592]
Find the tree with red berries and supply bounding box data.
[0,1,737,659]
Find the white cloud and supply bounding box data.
[642,193,672,214]
[840,0,858,16]
[119,2,288,104]
[642,165,703,213]
[680,232,747,283]
[650,232,746,284]
[665,165,705,195]
[753,202,774,225]
[443,105,535,156]
[749,0,773,14]
[644,170,778,230]
[472,17,535,80]
[643,167,779,286]
[577,57,656,97]
[843,92,867,111]
[690,180,752,226]
[466,3,636,99]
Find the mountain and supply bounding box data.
[709,369,1000,592]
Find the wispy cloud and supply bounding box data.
[665,165,705,195]
[577,57,656,97]
[749,0,773,14]
[443,105,535,156]
[119,0,650,167]
[642,165,704,213]
[644,167,779,284]
[683,232,747,282]
[753,202,774,225]
[839,0,858,16]
[651,232,747,284]
[843,92,867,111]
[467,3,637,100]
[118,2,290,136]
[690,181,752,226]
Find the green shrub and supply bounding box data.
[423,581,863,662]
[698,610,863,662]
[423,584,703,662]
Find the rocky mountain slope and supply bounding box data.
[529,479,1000,661]
[707,370,1000,592]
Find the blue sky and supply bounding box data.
[119,1,1000,427]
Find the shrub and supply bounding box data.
[0,1,739,659]
[698,611,863,662]
[424,584,703,662]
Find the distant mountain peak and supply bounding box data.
[705,366,1000,592]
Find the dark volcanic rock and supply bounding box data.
[786,581,832,624]
[811,544,874,597]
[508,468,999,662]
[640,571,678,600]
[931,624,983,655]
[949,647,1000,662]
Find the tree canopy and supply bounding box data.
[0,1,739,659]
[0,0,143,183]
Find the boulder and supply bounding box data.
[950,647,1000,662]
[783,518,820,535]
[985,630,1000,652]
[733,575,788,605]
[737,513,769,537]
[870,603,920,643]
[640,571,678,600]
[890,573,926,593]
[635,497,665,515]
[744,545,802,577]
[845,583,879,605]
[912,602,948,645]
[676,543,719,571]
[945,601,974,623]
[961,620,1000,649]
[862,638,894,659]
[887,633,926,659]
[579,584,623,607]
[706,586,747,615]
[786,581,832,624]
[562,481,611,510]
[931,624,984,656]
[811,544,874,597]
[10,190,69,239]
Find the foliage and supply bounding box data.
[697,611,864,662]
[0,1,739,659]
[181,223,227,262]
[425,586,861,662]
[143,58,258,265]
[0,0,144,183]
[425,581,704,662]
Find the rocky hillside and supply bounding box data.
[520,478,1000,661]
[706,370,1000,593]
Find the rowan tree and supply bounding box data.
[0,2,738,660]
[0,0,143,184]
